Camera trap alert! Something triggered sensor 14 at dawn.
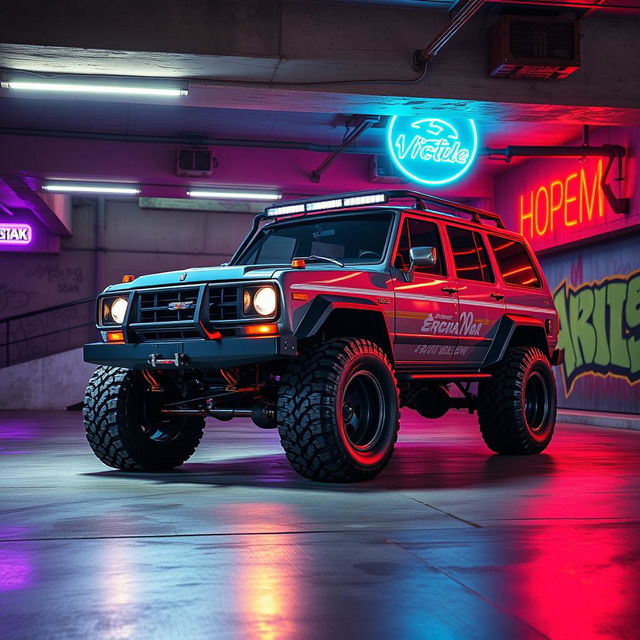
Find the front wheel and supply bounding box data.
[83,366,205,471]
[477,347,556,454]
[277,339,400,482]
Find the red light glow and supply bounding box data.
[519,159,604,240]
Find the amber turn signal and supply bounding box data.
[106,330,125,344]
[244,323,278,336]
[122,274,136,283]
[291,259,306,269]
[292,292,308,301]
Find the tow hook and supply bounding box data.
[148,353,187,368]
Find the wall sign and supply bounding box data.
[0,223,32,245]
[519,160,605,241]
[386,116,478,186]
[553,268,640,395]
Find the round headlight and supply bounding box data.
[253,287,277,316]
[110,297,129,324]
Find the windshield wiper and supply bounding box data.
[296,255,345,268]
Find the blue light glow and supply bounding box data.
[386,116,479,186]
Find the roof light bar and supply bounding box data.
[188,189,281,201]
[265,192,389,217]
[305,199,343,212]
[43,182,140,195]
[343,193,387,207]
[1,72,188,97]
[266,203,306,216]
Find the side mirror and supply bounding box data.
[407,246,437,281]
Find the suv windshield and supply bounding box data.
[235,211,394,266]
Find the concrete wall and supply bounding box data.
[0,196,254,320]
[0,347,94,409]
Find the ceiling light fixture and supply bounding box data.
[187,189,281,201]
[43,182,140,195]
[1,72,188,97]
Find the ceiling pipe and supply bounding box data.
[310,116,380,183]
[484,143,630,214]
[0,126,382,155]
[414,0,487,69]
[487,0,640,12]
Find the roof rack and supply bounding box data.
[263,189,504,229]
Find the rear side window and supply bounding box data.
[394,217,446,276]
[446,226,493,282]
[489,236,541,288]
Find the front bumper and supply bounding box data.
[84,336,297,369]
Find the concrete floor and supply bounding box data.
[1,410,639,640]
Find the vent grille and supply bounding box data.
[137,288,200,324]
[489,17,579,80]
[209,286,241,322]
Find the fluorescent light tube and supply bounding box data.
[188,190,281,201]
[4,81,187,96]
[43,183,140,195]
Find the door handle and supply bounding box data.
[441,286,458,294]
[490,292,505,301]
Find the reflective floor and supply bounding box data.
[1,410,639,639]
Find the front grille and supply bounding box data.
[136,328,202,341]
[209,286,241,321]
[136,287,200,324]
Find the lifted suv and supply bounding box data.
[83,190,562,482]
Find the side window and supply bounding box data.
[447,226,494,282]
[489,236,541,288]
[394,217,446,276]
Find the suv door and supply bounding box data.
[445,224,506,366]
[392,214,459,363]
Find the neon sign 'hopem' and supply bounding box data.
[386,116,478,186]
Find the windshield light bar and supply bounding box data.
[43,182,140,195]
[188,189,281,201]
[265,192,388,217]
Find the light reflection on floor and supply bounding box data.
[1,410,639,639]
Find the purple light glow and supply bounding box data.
[0,223,33,245]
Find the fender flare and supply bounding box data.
[481,314,549,368]
[294,294,385,339]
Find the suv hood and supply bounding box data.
[105,265,283,292]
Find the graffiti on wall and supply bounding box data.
[553,268,640,395]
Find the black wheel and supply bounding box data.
[477,346,556,454]
[277,338,400,482]
[83,366,205,471]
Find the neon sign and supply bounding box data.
[0,223,32,245]
[519,160,605,239]
[386,116,478,186]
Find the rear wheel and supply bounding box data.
[477,347,556,454]
[83,366,204,471]
[277,339,399,482]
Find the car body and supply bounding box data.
[83,189,562,481]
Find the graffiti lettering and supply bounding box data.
[553,269,640,394]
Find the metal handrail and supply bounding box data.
[0,296,95,324]
[0,296,97,368]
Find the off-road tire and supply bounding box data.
[277,339,400,482]
[477,347,556,454]
[83,366,205,471]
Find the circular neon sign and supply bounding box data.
[386,116,478,186]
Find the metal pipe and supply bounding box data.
[311,116,380,183]
[161,408,255,418]
[417,0,486,64]
[488,0,640,12]
[484,145,626,160]
[0,126,380,155]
